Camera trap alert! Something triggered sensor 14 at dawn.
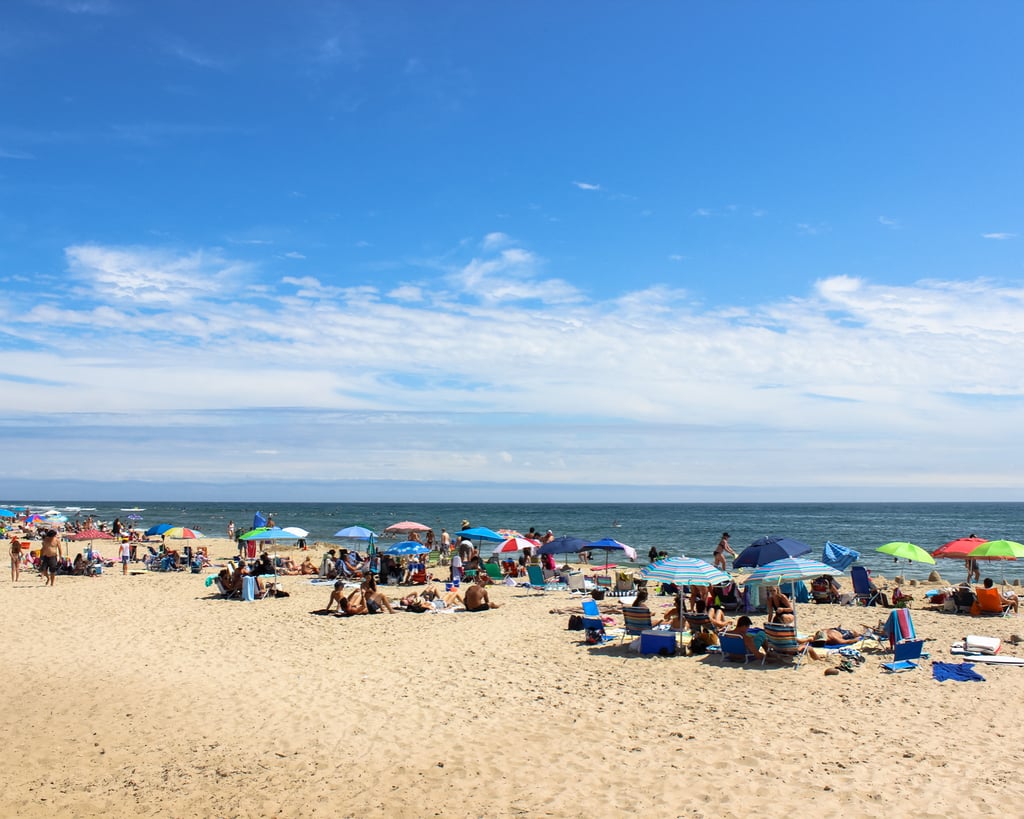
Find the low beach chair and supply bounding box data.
[581,598,606,634]
[972,586,1014,617]
[881,638,924,673]
[566,573,586,593]
[484,562,504,583]
[719,633,758,664]
[762,622,811,669]
[883,608,916,650]
[620,606,654,644]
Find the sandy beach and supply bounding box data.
[4,539,1024,817]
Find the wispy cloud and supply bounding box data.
[693,208,712,217]
[164,42,226,70]
[982,232,1016,240]
[879,216,900,229]
[6,239,1024,490]
[573,181,601,191]
[33,0,115,14]
[0,147,34,159]
[282,251,306,260]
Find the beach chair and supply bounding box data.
[594,575,613,595]
[952,586,977,614]
[762,622,810,669]
[881,638,924,673]
[620,606,654,644]
[851,566,883,607]
[485,562,504,583]
[581,598,606,635]
[615,572,635,596]
[566,573,586,593]
[719,633,758,664]
[214,578,240,599]
[810,575,840,605]
[882,608,916,650]
[972,586,1013,617]
[526,564,562,592]
[684,611,715,634]
[410,563,428,584]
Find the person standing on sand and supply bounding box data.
[39,528,62,587]
[118,538,132,575]
[713,532,736,571]
[10,537,22,582]
[227,520,235,540]
[439,529,451,565]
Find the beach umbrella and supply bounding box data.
[968,540,1024,583]
[457,526,505,543]
[0,509,16,518]
[733,536,812,569]
[495,536,539,554]
[72,529,113,540]
[335,525,376,539]
[164,527,204,539]
[586,537,638,579]
[497,528,523,538]
[335,525,378,555]
[822,540,860,572]
[876,541,935,565]
[967,540,1024,560]
[537,536,589,555]
[383,540,430,557]
[282,527,309,539]
[739,557,842,633]
[238,527,299,541]
[384,521,431,534]
[641,556,731,646]
[126,513,143,521]
[932,536,988,560]
[145,523,174,536]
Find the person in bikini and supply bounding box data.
[713,532,736,571]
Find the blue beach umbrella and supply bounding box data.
[0,509,16,518]
[383,540,430,557]
[145,523,174,536]
[335,525,378,556]
[537,536,589,555]
[457,526,505,543]
[733,536,812,569]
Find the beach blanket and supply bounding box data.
[932,662,985,683]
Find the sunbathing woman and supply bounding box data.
[299,556,319,575]
[338,589,368,615]
[819,626,867,645]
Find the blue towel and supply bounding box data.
[932,662,985,682]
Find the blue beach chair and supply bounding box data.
[881,639,924,673]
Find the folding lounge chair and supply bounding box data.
[566,573,587,593]
[881,639,924,672]
[526,564,563,591]
[684,612,715,634]
[484,562,504,583]
[620,606,654,644]
[719,633,758,664]
[214,578,240,599]
[851,566,883,607]
[762,622,811,669]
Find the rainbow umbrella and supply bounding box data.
[164,527,204,539]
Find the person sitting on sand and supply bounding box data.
[654,594,685,630]
[357,575,394,614]
[338,589,368,615]
[724,615,766,660]
[299,556,318,575]
[707,601,734,632]
[766,587,795,624]
[463,575,500,612]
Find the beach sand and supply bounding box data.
[4,540,1024,817]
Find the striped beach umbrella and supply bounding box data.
[739,557,842,633]
[641,557,731,645]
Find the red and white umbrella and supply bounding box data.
[495,536,540,553]
[72,529,113,541]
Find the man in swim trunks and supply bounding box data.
[39,528,62,586]
[463,575,500,612]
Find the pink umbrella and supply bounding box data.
[496,536,540,553]
[384,521,431,533]
[72,529,113,541]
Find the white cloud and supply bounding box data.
[283,251,306,260]
[693,208,712,217]
[482,232,511,250]
[573,181,601,191]
[8,240,1024,492]
[982,232,1016,240]
[165,43,225,70]
[879,216,900,229]
[0,147,34,159]
[668,254,685,262]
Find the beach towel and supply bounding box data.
[932,662,985,682]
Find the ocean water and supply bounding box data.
[13,500,1024,582]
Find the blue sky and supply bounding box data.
[2,0,1023,501]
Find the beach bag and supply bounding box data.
[567,614,584,631]
[585,628,604,644]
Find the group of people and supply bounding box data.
[323,572,501,616]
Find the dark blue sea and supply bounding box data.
[11,500,1024,582]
